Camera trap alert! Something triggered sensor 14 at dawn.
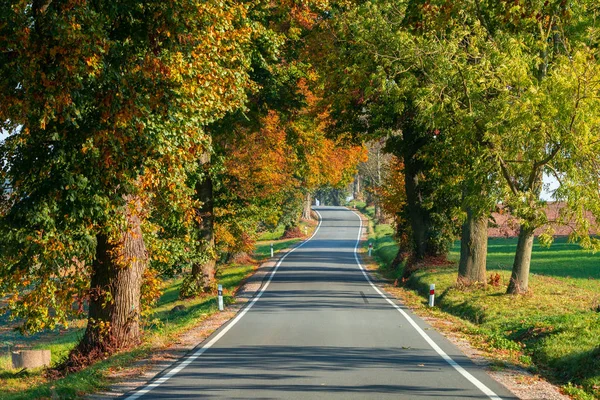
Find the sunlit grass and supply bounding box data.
[368,219,600,399]
[0,220,314,400]
[0,263,257,399]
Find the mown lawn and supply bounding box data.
[366,219,600,400]
[456,237,600,282]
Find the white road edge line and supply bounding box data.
[125,215,324,400]
[338,209,503,400]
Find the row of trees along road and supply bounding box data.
[0,0,363,371]
[314,0,600,294]
[2,0,600,376]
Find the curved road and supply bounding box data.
[125,206,516,399]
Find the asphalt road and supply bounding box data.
[126,206,516,399]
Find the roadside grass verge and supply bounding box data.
[0,220,317,399]
[363,216,600,400]
[255,219,318,261]
[0,263,253,399]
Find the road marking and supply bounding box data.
[323,209,503,400]
[125,216,323,400]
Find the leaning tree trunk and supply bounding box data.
[302,192,312,220]
[507,224,535,294]
[458,207,488,286]
[67,196,148,369]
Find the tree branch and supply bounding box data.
[498,155,518,195]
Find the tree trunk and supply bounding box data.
[185,174,216,296]
[403,164,430,260]
[180,146,217,298]
[458,208,488,285]
[302,192,312,220]
[353,174,361,200]
[374,201,382,222]
[67,196,148,369]
[507,224,535,294]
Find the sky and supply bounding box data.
[541,174,559,201]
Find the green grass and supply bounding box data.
[0,263,256,399]
[366,219,600,399]
[0,221,313,400]
[254,220,316,261]
[365,222,401,280]
[405,268,600,399]
[256,225,285,241]
[254,238,302,261]
[450,237,600,282]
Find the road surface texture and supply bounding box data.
[125,206,516,399]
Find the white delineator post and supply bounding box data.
[429,284,435,307]
[270,243,274,258]
[368,242,373,256]
[218,284,224,311]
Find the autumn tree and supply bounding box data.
[314,0,458,264]
[0,0,254,365]
[179,0,336,296]
[359,140,393,222]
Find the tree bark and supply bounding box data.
[180,147,217,298]
[507,224,535,294]
[403,162,431,260]
[302,192,312,220]
[458,207,488,285]
[374,202,382,222]
[353,174,361,200]
[374,146,383,222]
[73,196,148,364]
[187,173,216,295]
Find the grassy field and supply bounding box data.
[0,263,253,399]
[0,221,314,399]
[364,215,600,400]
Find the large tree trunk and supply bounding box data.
[374,147,383,222]
[65,196,148,370]
[302,192,312,220]
[404,163,430,260]
[458,207,488,285]
[181,147,217,298]
[400,118,444,261]
[507,224,535,294]
[183,174,216,296]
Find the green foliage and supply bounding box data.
[0,261,256,398]
[367,211,600,397]
[0,0,257,333]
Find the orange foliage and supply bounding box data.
[292,78,367,190]
[225,111,297,199]
[380,156,408,244]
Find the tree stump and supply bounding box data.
[11,350,51,369]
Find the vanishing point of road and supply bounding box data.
[125,206,516,400]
